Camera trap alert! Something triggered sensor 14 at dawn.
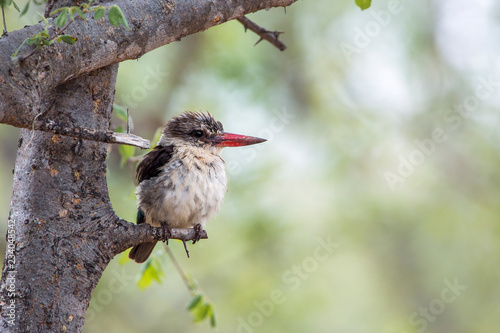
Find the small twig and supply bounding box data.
[126,108,130,134]
[19,46,41,63]
[19,18,75,62]
[236,16,286,51]
[1,6,7,36]
[164,244,193,293]
[52,18,75,39]
[112,132,150,149]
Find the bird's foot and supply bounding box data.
[160,223,171,245]
[192,223,203,244]
[181,224,203,258]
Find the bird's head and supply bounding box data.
[159,112,266,152]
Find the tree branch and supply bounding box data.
[110,218,208,256]
[35,119,150,148]
[0,0,298,131]
[237,16,286,51]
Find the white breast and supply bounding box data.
[137,146,227,229]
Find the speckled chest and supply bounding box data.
[137,146,227,228]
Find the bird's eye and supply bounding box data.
[191,130,204,138]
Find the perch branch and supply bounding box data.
[164,227,208,242]
[111,217,208,256]
[236,16,286,51]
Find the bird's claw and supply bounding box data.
[181,224,203,258]
[160,223,171,245]
[192,223,203,244]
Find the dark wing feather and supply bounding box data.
[136,207,145,225]
[136,145,174,184]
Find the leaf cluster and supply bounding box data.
[186,293,217,327]
[10,0,130,61]
[0,0,32,15]
[119,245,218,328]
[11,12,77,60]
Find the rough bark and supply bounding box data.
[0,0,298,331]
[0,65,119,332]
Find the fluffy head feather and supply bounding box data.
[159,112,224,148]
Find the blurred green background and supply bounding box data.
[2,0,500,332]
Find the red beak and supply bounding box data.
[211,132,267,147]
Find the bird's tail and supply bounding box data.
[129,241,157,263]
[129,208,156,263]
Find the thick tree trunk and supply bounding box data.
[0,65,119,332]
[0,0,298,331]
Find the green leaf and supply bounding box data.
[50,7,66,15]
[119,144,134,166]
[75,7,85,20]
[355,0,371,10]
[108,5,121,27]
[35,11,50,30]
[93,6,105,20]
[108,5,130,30]
[210,310,217,328]
[81,2,91,11]
[26,38,34,45]
[55,8,68,28]
[68,7,75,20]
[41,38,53,46]
[136,257,165,290]
[186,294,203,310]
[57,35,78,44]
[113,103,128,122]
[12,0,19,11]
[20,0,29,16]
[36,11,49,26]
[192,303,210,323]
[0,0,13,8]
[120,12,130,30]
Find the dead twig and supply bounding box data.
[237,16,286,51]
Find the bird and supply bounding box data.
[129,112,266,263]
